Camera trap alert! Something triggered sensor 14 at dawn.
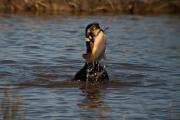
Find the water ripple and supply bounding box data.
[0,15,180,120]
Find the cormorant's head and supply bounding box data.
[85,23,103,42]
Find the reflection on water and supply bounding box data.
[78,83,110,120]
[0,83,24,120]
[0,14,180,120]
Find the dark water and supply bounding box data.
[0,14,180,120]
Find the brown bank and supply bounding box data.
[0,0,180,15]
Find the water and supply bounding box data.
[0,14,180,120]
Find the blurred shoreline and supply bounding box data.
[0,0,180,15]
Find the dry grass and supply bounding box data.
[0,0,179,14]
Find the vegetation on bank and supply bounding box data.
[0,0,180,15]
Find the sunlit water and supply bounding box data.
[0,14,180,120]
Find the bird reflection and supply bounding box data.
[77,82,111,120]
[0,83,24,120]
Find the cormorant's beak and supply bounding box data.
[103,27,109,32]
[98,27,108,34]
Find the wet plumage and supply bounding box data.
[73,23,109,82]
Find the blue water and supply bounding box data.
[0,14,180,120]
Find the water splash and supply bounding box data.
[85,61,106,82]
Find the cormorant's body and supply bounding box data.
[73,23,109,82]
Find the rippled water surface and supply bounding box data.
[0,14,180,120]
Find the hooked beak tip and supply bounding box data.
[103,27,109,32]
